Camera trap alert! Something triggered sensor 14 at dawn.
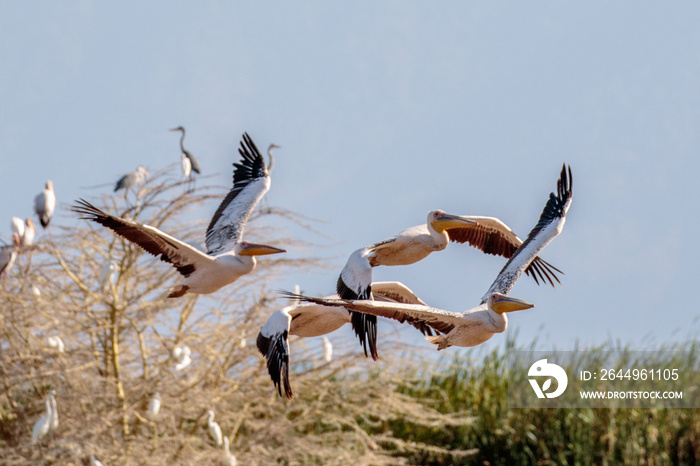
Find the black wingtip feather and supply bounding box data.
[337,275,379,360]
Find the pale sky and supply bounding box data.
[2,3,699,352]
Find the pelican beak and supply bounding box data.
[432,213,476,233]
[491,294,534,314]
[239,243,287,256]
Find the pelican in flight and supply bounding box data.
[259,281,436,398]
[34,180,56,228]
[114,165,148,195]
[338,208,562,360]
[171,126,201,192]
[73,133,285,297]
[299,165,573,350]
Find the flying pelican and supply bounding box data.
[31,390,55,444]
[322,337,333,363]
[206,410,223,446]
[114,165,148,195]
[223,436,237,466]
[47,336,65,353]
[173,344,192,371]
[147,392,161,419]
[34,180,56,228]
[170,126,201,192]
[0,245,17,279]
[72,133,286,298]
[258,281,435,399]
[297,165,573,351]
[338,207,563,360]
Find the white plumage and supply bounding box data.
[47,336,65,353]
[34,180,56,229]
[173,344,192,371]
[206,410,223,446]
[223,436,237,466]
[322,337,333,363]
[147,392,161,419]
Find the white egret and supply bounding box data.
[47,336,65,353]
[73,133,285,298]
[173,344,192,371]
[34,180,56,228]
[206,410,223,446]
[147,392,161,419]
[31,392,53,444]
[223,436,237,466]
[297,165,573,351]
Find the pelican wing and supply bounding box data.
[372,281,437,336]
[446,216,562,287]
[293,294,461,336]
[482,164,573,301]
[73,199,214,277]
[257,309,294,399]
[205,133,270,255]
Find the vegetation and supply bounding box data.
[0,164,697,465]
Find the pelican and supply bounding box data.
[34,180,56,228]
[322,337,333,363]
[31,393,52,443]
[223,436,237,466]
[258,281,435,398]
[147,392,161,419]
[173,344,192,371]
[114,165,148,194]
[0,245,17,279]
[206,410,223,446]
[298,165,573,351]
[338,208,563,361]
[73,133,286,298]
[171,126,201,192]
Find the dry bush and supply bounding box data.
[0,165,466,465]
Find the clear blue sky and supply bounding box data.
[2,3,699,352]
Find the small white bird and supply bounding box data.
[31,392,53,443]
[322,337,333,363]
[34,180,56,229]
[49,390,58,432]
[47,336,65,353]
[206,410,223,446]
[99,259,119,291]
[173,344,192,371]
[11,217,24,243]
[89,454,105,466]
[147,392,161,419]
[223,436,237,466]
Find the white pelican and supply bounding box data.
[34,180,56,228]
[206,410,223,446]
[147,392,161,419]
[31,390,55,443]
[258,281,434,398]
[299,165,573,351]
[0,245,17,279]
[337,208,563,360]
[322,337,333,363]
[99,258,119,291]
[171,126,201,192]
[223,436,237,466]
[47,336,65,353]
[114,165,148,194]
[173,344,192,371]
[73,133,286,298]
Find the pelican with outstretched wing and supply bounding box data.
[73,133,285,297]
[301,164,573,350]
[258,281,434,399]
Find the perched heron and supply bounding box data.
[114,166,148,196]
[170,126,201,192]
[99,258,119,291]
[206,410,223,446]
[73,133,285,298]
[223,436,237,466]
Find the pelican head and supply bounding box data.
[488,293,534,314]
[428,210,476,233]
[237,241,286,256]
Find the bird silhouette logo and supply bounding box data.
[528,358,568,399]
